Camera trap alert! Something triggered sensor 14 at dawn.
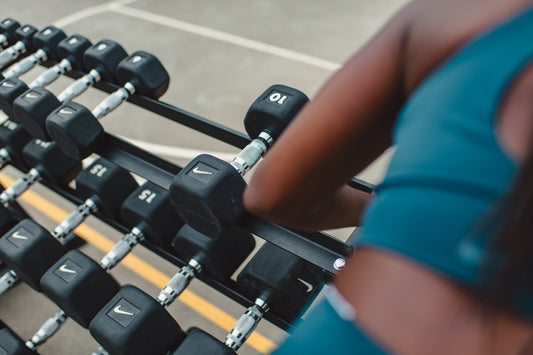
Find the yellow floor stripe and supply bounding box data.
[0,172,277,354]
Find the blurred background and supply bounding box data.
[0,1,407,354]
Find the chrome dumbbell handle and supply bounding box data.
[225,298,269,351]
[25,310,67,350]
[91,82,135,119]
[230,132,273,176]
[0,269,18,295]
[157,259,202,307]
[51,198,98,239]
[3,48,47,79]
[0,41,26,67]
[99,227,143,270]
[0,168,41,205]
[29,58,72,88]
[57,69,101,102]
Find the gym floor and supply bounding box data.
[0,1,407,354]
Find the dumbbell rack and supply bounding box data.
[0,57,367,332]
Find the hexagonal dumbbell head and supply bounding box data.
[40,249,121,328]
[172,224,255,281]
[0,18,21,47]
[75,158,138,218]
[90,285,184,355]
[172,328,236,355]
[13,24,38,51]
[169,154,247,238]
[244,84,308,140]
[22,139,81,185]
[117,51,170,98]
[56,34,92,71]
[0,219,66,291]
[84,39,128,82]
[0,119,32,170]
[236,243,325,321]
[0,78,29,119]
[0,326,37,355]
[120,182,184,247]
[46,101,104,159]
[31,26,66,66]
[13,87,60,139]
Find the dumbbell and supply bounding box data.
[26,181,179,348]
[51,158,138,239]
[169,84,309,238]
[46,50,169,159]
[99,181,184,269]
[0,19,21,50]
[0,139,81,206]
[0,325,38,355]
[89,226,256,355]
[11,39,127,141]
[0,26,66,79]
[0,24,38,68]
[0,118,32,171]
[224,242,325,351]
[0,26,66,119]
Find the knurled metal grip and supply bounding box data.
[99,227,144,270]
[0,34,8,47]
[0,41,25,67]
[26,310,67,350]
[0,148,10,167]
[0,168,41,205]
[52,198,98,239]
[92,82,135,119]
[57,69,101,102]
[225,298,269,350]
[157,259,202,307]
[3,48,47,80]
[0,269,18,295]
[230,132,272,176]
[29,58,72,88]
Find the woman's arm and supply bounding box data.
[243,8,411,231]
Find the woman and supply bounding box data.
[244,0,533,353]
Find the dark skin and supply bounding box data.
[244,0,533,353]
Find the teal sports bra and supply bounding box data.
[358,5,533,288]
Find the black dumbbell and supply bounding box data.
[0,26,66,120]
[0,118,32,171]
[27,249,121,351]
[0,325,38,354]
[172,328,236,355]
[169,84,308,238]
[51,158,138,239]
[157,224,255,306]
[224,243,325,351]
[88,225,255,355]
[11,41,127,141]
[57,39,128,103]
[0,24,38,69]
[0,139,81,206]
[0,19,21,50]
[90,285,184,355]
[46,50,169,159]
[99,181,184,269]
[0,219,66,292]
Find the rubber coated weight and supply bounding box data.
[0,326,36,355]
[40,249,121,328]
[56,34,92,71]
[0,219,66,291]
[0,19,21,46]
[90,285,183,355]
[172,224,255,281]
[13,88,59,139]
[83,39,128,82]
[120,181,184,247]
[172,328,236,355]
[236,243,325,320]
[30,26,66,66]
[0,78,29,119]
[0,119,32,170]
[244,84,309,140]
[74,158,138,218]
[21,139,81,185]
[116,51,169,98]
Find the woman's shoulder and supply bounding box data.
[399,0,533,93]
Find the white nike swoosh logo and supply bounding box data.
[11,231,28,240]
[113,305,134,316]
[59,264,77,274]
[2,82,14,88]
[297,278,313,293]
[192,166,213,175]
[25,93,39,99]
